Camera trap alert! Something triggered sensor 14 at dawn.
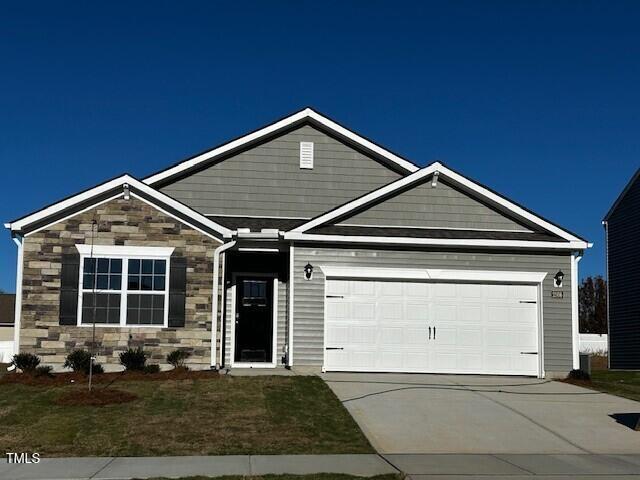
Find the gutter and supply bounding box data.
[211,240,236,369]
[571,252,583,370]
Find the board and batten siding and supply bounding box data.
[339,179,529,231]
[292,245,573,376]
[160,125,402,218]
[606,171,640,369]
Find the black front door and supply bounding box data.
[234,277,273,363]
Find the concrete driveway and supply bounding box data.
[323,373,640,455]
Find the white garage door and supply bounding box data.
[325,279,540,376]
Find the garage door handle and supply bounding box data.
[326,347,344,350]
[428,326,431,339]
[433,326,436,339]
[519,301,537,304]
[326,295,344,299]
[521,351,538,355]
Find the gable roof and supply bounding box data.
[290,161,591,249]
[5,174,231,239]
[143,107,420,186]
[603,167,640,222]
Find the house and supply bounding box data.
[603,168,640,370]
[0,293,15,362]
[4,108,591,377]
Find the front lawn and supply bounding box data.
[0,375,373,457]
[590,369,640,403]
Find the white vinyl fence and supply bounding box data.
[579,333,608,354]
[0,340,15,363]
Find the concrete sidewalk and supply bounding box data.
[3,454,640,480]
[0,454,397,480]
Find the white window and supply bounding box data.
[300,141,314,169]
[75,245,174,327]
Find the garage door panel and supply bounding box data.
[325,279,539,376]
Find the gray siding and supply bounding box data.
[223,277,287,366]
[339,179,528,231]
[606,171,640,369]
[292,245,573,375]
[160,125,401,218]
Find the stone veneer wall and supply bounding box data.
[19,197,221,370]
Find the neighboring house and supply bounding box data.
[4,108,591,377]
[603,168,640,370]
[0,293,15,362]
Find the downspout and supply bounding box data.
[287,243,294,367]
[211,240,236,369]
[571,252,583,370]
[11,234,24,368]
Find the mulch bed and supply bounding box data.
[55,388,138,406]
[0,367,219,387]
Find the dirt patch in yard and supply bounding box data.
[55,388,138,406]
[0,368,219,387]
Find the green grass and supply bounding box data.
[590,370,640,402]
[0,376,373,457]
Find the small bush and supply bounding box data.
[35,365,54,377]
[11,353,41,373]
[567,369,591,381]
[64,349,92,374]
[91,363,105,375]
[166,349,191,369]
[119,347,148,371]
[144,364,161,374]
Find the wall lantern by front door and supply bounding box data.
[304,263,314,280]
[553,270,564,288]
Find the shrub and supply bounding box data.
[91,363,105,375]
[35,365,54,377]
[119,347,148,371]
[11,353,40,373]
[144,364,160,374]
[64,349,92,374]
[567,369,591,381]
[166,349,191,369]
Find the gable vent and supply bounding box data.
[300,142,314,169]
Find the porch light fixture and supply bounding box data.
[304,263,314,280]
[554,270,564,288]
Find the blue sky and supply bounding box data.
[1,1,638,292]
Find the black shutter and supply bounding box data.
[59,253,80,325]
[168,256,187,327]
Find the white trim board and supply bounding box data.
[319,266,548,284]
[292,162,590,248]
[6,174,231,239]
[285,232,588,250]
[143,108,419,185]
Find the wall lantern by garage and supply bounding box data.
[553,270,564,288]
[304,263,314,280]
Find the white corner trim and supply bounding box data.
[284,232,589,250]
[571,253,582,370]
[319,265,547,284]
[143,108,419,185]
[75,244,175,258]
